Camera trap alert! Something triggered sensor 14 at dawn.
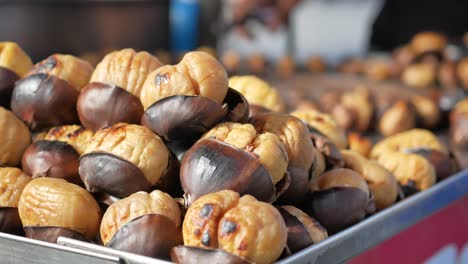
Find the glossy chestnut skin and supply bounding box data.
[303,168,375,234]
[77,82,144,132]
[0,67,19,108]
[22,140,81,185]
[0,208,23,235]
[171,246,252,264]
[405,148,458,181]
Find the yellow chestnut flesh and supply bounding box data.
[45,125,94,155]
[0,42,33,77]
[0,107,31,166]
[0,167,31,208]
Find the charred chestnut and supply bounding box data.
[304,168,374,234]
[180,122,288,204]
[348,132,372,158]
[0,42,33,108]
[277,205,328,253]
[378,100,416,136]
[182,191,287,264]
[11,54,93,130]
[80,123,177,198]
[100,190,181,258]
[341,150,398,210]
[18,177,101,242]
[0,107,31,166]
[250,113,316,203]
[401,63,436,88]
[306,56,326,73]
[0,167,31,235]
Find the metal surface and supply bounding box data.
[278,169,468,264]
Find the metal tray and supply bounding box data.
[0,169,467,264]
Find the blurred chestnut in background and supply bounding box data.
[364,59,391,81]
[411,95,440,129]
[457,57,468,90]
[401,63,436,88]
[392,45,415,74]
[251,113,316,203]
[78,49,161,132]
[438,60,458,89]
[0,42,33,108]
[182,191,287,264]
[221,50,241,74]
[294,100,319,112]
[304,168,374,234]
[378,100,416,136]
[247,53,266,75]
[12,54,92,130]
[18,177,101,243]
[306,56,326,73]
[180,122,288,205]
[0,107,31,166]
[0,167,31,235]
[277,205,328,253]
[336,58,364,75]
[339,87,374,132]
[410,31,447,56]
[277,56,295,78]
[80,123,178,198]
[449,99,468,168]
[100,190,181,258]
[348,133,372,158]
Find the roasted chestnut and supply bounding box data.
[277,205,327,253]
[348,132,372,158]
[18,177,101,242]
[392,45,415,74]
[337,87,374,132]
[250,113,316,203]
[410,31,447,56]
[404,148,458,181]
[277,56,295,77]
[171,246,252,264]
[221,50,241,74]
[294,100,319,112]
[44,125,94,155]
[291,109,348,149]
[450,99,468,149]
[80,123,178,198]
[306,56,326,73]
[303,168,374,234]
[401,63,436,88]
[457,58,468,90]
[438,60,458,89]
[180,122,288,205]
[341,150,398,210]
[378,100,416,136]
[0,167,31,235]
[364,59,391,81]
[12,54,93,130]
[336,58,364,74]
[100,190,181,258]
[78,49,161,132]
[411,95,440,128]
[229,75,286,112]
[0,107,31,166]
[247,53,266,75]
[0,42,33,108]
[182,190,287,264]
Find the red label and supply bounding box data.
[349,196,468,264]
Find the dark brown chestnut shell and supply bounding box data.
[171,246,252,264]
[77,82,144,132]
[302,187,375,234]
[0,66,19,109]
[223,88,249,123]
[79,151,180,198]
[21,140,81,186]
[24,226,88,243]
[11,73,79,130]
[309,131,344,169]
[248,104,271,118]
[180,138,278,205]
[404,148,458,181]
[0,207,23,235]
[106,214,181,259]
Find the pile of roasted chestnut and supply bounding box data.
[0,41,465,264]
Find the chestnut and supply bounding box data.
[457,58,468,90]
[0,167,31,235]
[339,87,374,132]
[277,55,295,77]
[341,150,398,210]
[21,140,81,185]
[247,53,266,75]
[0,42,33,108]
[411,95,440,128]
[80,123,179,198]
[401,63,436,88]
[11,54,93,130]
[392,45,415,74]
[294,100,319,112]
[221,50,241,74]
[171,246,251,264]
[78,49,161,132]
[410,31,447,56]
[303,168,375,234]
[348,132,372,158]
[318,91,342,113]
[229,75,286,112]
[364,59,391,81]
[18,177,101,243]
[309,132,343,170]
[180,122,289,205]
[291,109,348,149]
[378,100,416,136]
[277,205,328,253]
[404,148,458,181]
[336,58,364,75]
[450,99,468,149]
[100,190,181,258]
[44,125,94,155]
[438,60,458,89]
[182,191,287,264]
[250,113,316,203]
[0,107,31,166]
[306,55,326,73]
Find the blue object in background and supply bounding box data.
[170,0,199,54]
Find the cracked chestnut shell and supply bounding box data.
[18,177,101,243]
[348,133,372,158]
[22,140,81,185]
[100,190,181,258]
[378,100,416,136]
[0,167,31,235]
[229,75,285,112]
[0,106,31,166]
[341,150,398,210]
[44,125,93,155]
[80,123,179,198]
[251,113,315,203]
[180,123,289,205]
[303,168,375,234]
[411,95,440,129]
[11,54,93,130]
[277,205,327,253]
[404,148,458,181]
[171,246,252,264]
[410,32,447,56]
[340,87,373,132]
[0,42,33,108]
[401,63,436,88]
[182,191,287,264]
